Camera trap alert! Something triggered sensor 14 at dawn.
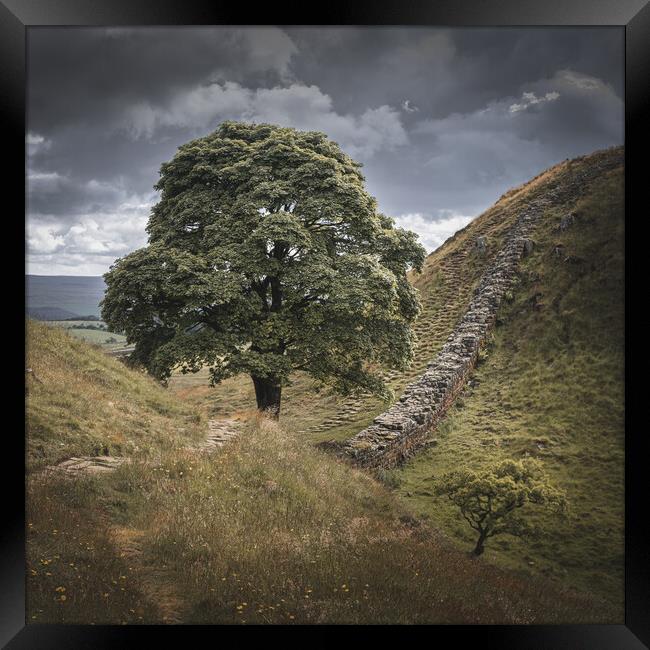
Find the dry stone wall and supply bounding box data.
[339,147,623,469]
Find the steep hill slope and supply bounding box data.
[26,320,206,470]
[388,146,624,611]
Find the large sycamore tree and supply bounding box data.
[102,122,425,417]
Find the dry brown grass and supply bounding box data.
[26,320,206,470]
[26,473,159,624]
[26,328,616,624]
[93,417,615,624]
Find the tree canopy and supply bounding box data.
[435,458,568,556]
[101,121,425,416]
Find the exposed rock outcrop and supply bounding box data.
[474,236,488,255]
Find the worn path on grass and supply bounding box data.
[33,417,242,624]
[104,418,242,624]
[42,417,242,477]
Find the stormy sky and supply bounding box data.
[26,26,624,276]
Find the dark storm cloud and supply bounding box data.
[27,27,297,132]
[286,27,623,117]
[26,27,623,274]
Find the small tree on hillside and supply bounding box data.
[101,122,425,417]
[435,458,567,556]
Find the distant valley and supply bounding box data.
[26,275,106,320]
[26,275,130,352]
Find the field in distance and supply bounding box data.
[42,320,128,350]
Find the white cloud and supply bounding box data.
[122,82,408,160]
[28,171,67,193]
[27,191,154,274]
[125,81,251,139]
[509,91,560,113]
[27,253,123,277]
[402,99,419,113]
[27,223,65,254]
[26,132,51,156]
[27,170,149,217]
[557,69,606,92]
[394,212,474,253]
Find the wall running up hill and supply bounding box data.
[339,148,623,469]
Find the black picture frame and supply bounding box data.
[3,1,647,647]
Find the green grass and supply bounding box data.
[26,315,615,624]
[168,147,624,615]
[27,415,615,624]
[63,328,127,347]
[44,321,128,349]
[26,321,205,470]
[390,165,624,612]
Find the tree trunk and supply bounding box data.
[473,531,487,556]
[251,376,282,419]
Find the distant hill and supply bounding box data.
[26,275,106,320]
[27,306,82,321]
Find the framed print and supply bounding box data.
[3,0,647,647]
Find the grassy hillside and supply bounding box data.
[168,146,624,612]
[26,321,205,470]
[26,147,624,624]
[25,322,614,624]
[390,157,624,611]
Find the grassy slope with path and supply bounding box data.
[26,321,615,624]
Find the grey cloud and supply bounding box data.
[119,81,408,159]
[26,27,623,273]
[365,67,623,221]
[28,27,298,133]
[27,171,131,216]
[286,27,623,119]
